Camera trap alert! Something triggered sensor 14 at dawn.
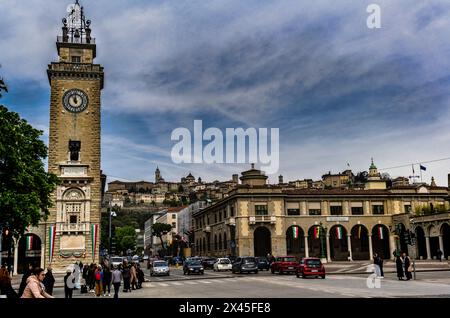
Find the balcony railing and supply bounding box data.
[57,36,95,44]
[48,62,103,73]
[249,215,276,224]
[60,223,87,233]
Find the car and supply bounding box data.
[183,260,204,275]
[213,258,232,272]
[150,260,170,276]
[231,257,258,274]
[171,256,184,265]
[110,256,124,268]
[202,257,217,270]
[270,256,298,274]
[143,255,149,261]
[147,257,159,269]
[255,257,270,271]
[297,258,325,279]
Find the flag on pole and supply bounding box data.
[313,226,320,239]
[378,226,384,240]
[420,165,426,171]
[292,226,299,239]
[26,235,33,250]
[335,226,343,240]
[91,224,98,261]
[48,225,56,264]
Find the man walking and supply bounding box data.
[111,265,122,299]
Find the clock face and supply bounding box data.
[63,89,88,113]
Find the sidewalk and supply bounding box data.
[326,260,450,274]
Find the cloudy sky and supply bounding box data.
[1,0,450,185]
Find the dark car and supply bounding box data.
[297,258,325,279]
[231,257,258,274]
[202,257,217,270]
[255,257,270,270]
[183,260,204,275]
[270,256,298,274]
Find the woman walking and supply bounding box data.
[21,268,54,298]
[396,254,404,280]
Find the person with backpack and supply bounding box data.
[94,265,103,297]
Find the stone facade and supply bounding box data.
[36,6,104,272]
[193,167,450,262]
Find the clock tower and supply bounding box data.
[46,1,104,271]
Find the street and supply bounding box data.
[43,263,450,299]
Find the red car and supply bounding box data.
[270,256,298,274]
[297,257,325,279]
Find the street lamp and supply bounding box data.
[319,222,327,261]
[409,218,417,280]
[109,203,117,255]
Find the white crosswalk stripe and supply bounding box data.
[184,281,199,285]
[157,283,169,287]
[198,280,212,284]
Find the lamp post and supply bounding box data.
[319,222,327,261]
[109,203,117,256]
[409,218,417,280]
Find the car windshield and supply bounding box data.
[189,261,202,266]
[243,258,256,263]
[153,262,168,267]
[278,257,296,262]
[219,259,230,264]
[306,260,321,266]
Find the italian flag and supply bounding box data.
[26,235,33,250]
[48,225,56,263]
[292,226,299,239]
[335,226,343,240]
[313,226,320,239]
[378,226,384,240]
[91,224,98,261]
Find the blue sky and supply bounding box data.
[1,0,450,185]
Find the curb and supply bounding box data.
[327,269,450,275]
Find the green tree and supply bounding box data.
[0,80,58,238]
[151,222,173,253]
[116,226,137,254]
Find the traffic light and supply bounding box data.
[403,230,411,245]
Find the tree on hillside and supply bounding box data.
[0,77,58,238]
[151,222,173,253]
[115,226,137,254]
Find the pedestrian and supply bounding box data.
[87,263,96,292]
[122,264,131,292]
[63,269,74,298]
[102,265,112,297]
[403,253,412,280]
[111,265,122,299]
[0,266,18,298]
[18,263,34,297]
[130,263,137,290]
[43,266,55,295]
[395,255,404,280]
[437,249,443,262]
[21,268,54,298]
[137,265,145,289]
[94,265,103,297]
[373,253,384,278]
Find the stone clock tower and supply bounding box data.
[45,1,104,271]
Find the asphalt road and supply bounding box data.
[49,266,450,298]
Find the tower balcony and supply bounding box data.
[57,35,95,44]
[249,215,276,225]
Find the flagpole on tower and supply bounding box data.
[420,164,423,183]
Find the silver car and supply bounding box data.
[150,260,170,276]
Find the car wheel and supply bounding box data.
[296,273,300,278]
[255,270,259,274]
[302,273,306,279]
[321,275,326,279]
